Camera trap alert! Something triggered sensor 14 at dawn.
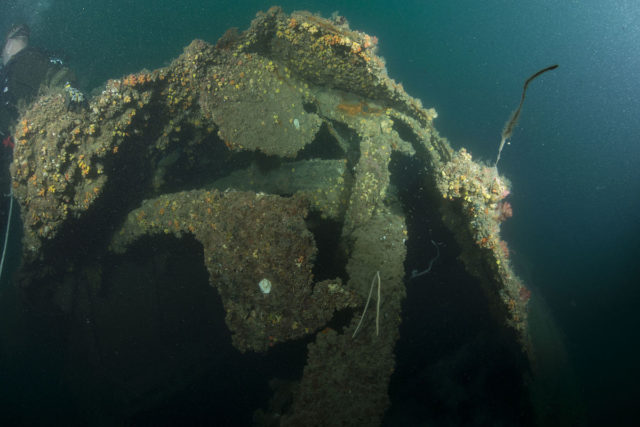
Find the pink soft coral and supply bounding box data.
[496,201,513,222]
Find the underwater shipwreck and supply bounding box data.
[7,7,536,425]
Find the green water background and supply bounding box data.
[2,0,639,424]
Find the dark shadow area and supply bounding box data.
[306,213,347,282]
[159,130,255,194]
[295,122,348,162]
[384,153,533,426]
[1,233,310,426]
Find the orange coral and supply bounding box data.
[122,74,137,86]
[122,73,151,87]
[363,35,378,49]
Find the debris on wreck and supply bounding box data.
[9,6,534,425]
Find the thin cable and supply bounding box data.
[0,189,14,283]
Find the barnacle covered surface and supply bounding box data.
[9,6,533,425]
[281,211,407,426]
[434,148,530,336]
[208,159,351,220]
[111,189,359,352]
[198,53,323,157]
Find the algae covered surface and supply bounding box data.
[8,6,533,425]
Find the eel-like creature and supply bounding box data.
[495,64,558,167]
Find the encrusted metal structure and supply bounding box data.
[9,7,532,425]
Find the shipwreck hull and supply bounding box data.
[9,7,533,424]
